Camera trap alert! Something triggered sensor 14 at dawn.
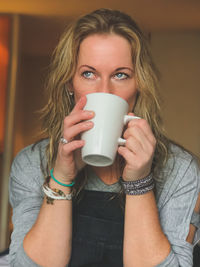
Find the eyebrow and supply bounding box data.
[79,65,134,73]
[78,65,96,71]
[115,67,134,73]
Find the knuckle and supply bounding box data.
[125,137,132,148]
[128,120,135,127]
[128,118,146,127]
[138,118,147,127]
[123,129,129,139]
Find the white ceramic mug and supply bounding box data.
[81,93,140,167]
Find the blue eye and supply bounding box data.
[82,71,94,79]
[115,73,128,80]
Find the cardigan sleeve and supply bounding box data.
[155,154,200,267]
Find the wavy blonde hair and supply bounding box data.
[40,8,169,189]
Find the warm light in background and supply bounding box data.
[0,16,10,153]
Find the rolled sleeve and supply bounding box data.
[9,143,46,267]
[156,150,200,266]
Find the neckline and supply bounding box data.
[87,166,120,186]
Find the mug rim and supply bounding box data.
[85,92,128,106]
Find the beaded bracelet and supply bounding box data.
[50,168,75,187]
[42,181,73,205]
[120,173,154,195]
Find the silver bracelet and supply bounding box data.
[120,173,154,195]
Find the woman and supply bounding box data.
[9,8,200,267]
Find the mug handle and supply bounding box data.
[118,115,141,145]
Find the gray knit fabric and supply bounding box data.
[9,139,200,266]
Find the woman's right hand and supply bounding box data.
[53,96,94,184]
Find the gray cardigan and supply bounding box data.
[9,139,200,266]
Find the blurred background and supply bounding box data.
[0,0,200,252]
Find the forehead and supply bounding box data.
[77,34,133,66]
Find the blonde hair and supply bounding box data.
[40,8,169,188]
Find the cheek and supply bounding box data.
[122,88,138,111]
[127,94,138,111]
[72,77,92,103]
[119,80,138,111]
[74,92,82,103]
[72,75,83,103]
[128,81,138,111]
[116,92,137,111]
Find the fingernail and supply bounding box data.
[85,121,93,127]
[85,111,94,116]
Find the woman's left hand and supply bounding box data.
[118,113,156,181]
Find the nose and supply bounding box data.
[97,78,112,94]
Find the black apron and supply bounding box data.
[68,190,124,267]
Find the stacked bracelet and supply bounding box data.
[50,168,75,187]
[120,173,154,195]
[43,181,73,204]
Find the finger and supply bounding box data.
[125,136,143,155]
[126,118,156,146]
[118,146,136,165]
[71,96,87,114]
[118,145,152,172]
[64,109,94,128]
[59,139,85,155]
[118,146,152,180]
[126,135,155,169]
[124,125,155,153]
[63,120,93,141]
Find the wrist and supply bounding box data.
[49,178,72,194]
[51,168,75,187]
[122,170,152,182]
[43,178,73,204]
[120,173,154,195]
